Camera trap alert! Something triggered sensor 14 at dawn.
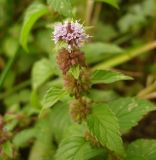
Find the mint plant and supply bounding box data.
[1,0,156,160]
[40,20,156,160]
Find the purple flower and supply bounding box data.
[53,21,89,49]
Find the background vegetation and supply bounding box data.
[0,0,156,159]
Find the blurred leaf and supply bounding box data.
[109,97,156,133]
[20,2,48,51]
[55,136,104,160]
[94,23,117,42]
[4,120,18,132]
[88,89,119,102]
[126,139,156,160]
[3,37,19,57]
[2,141,13,158]
[36,29,54,54]
[41,86,68,109]
[19,89,31,103]
[49,102,72,142]
[82,42,123,64]
[13,128,36,147]
[118,0,156,33]
[91,70,133,84]
[29,117,55,160]
[47,0,72,17]
[93,42,156,70]
[31,90,42,109]
[87,103,125,157]
[95,0,119,8]
[32,58,55,90]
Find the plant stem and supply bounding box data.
[0,52,19,90]
[86,0,94,25]
[137,81,156,98]
[92,3,102,25]
[93,41,156,70]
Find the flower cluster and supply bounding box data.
[53,20,91,123]
[70,97,91,122]
[53,21,89,49]
[56,48,86,74]
[64,69,91,97]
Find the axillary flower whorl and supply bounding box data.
[53,20,89,50]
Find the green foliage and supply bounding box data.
[55,136,104,160]
[91,70,133,84]
[41,86,68,109]
[69,65,81,79]
[87,103,125,156]
[1,0,156,159]
[2,141,13,158]
[82,42,123,64]
[109,97,156,133]
[20,2,49,51]
[126,139,156,160]
[47,0,72,17]
[32,58,55,90]
[95,0,119,8]
[13,128,36,147]
[3,37,19,57]
[49,102,72,142]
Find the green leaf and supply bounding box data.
[13,128,36,147]
[69,65,81,79]
[47,0,72,17]
[32,59,55,90]
[29,117,55,160]
[20,2,48,51]
[91,70,133,84]
[49,102,72,142]
[55,136,104,160]
[82,42,123,64]
[126,139,156,160]
[2,141,13,158]
[95,0,119,8]
[41,86,68,109]
[3,37,19,57]
[109,97,156,133]
[87,104,125,156]
[88,89,119,102]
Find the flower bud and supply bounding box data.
[69,97,91,123]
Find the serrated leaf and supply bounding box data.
[96,0,119,8]
[55,136,104,160]
[32,59,55,90]
[47,0,72,17]
[13,128,36,147]
[82,42,123,64]
[42,86,68,109]
[109,97,156,133]
[87,104,125,156]
[20,2,48,51]
[91,70,133,84]
[126,139,156,160]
